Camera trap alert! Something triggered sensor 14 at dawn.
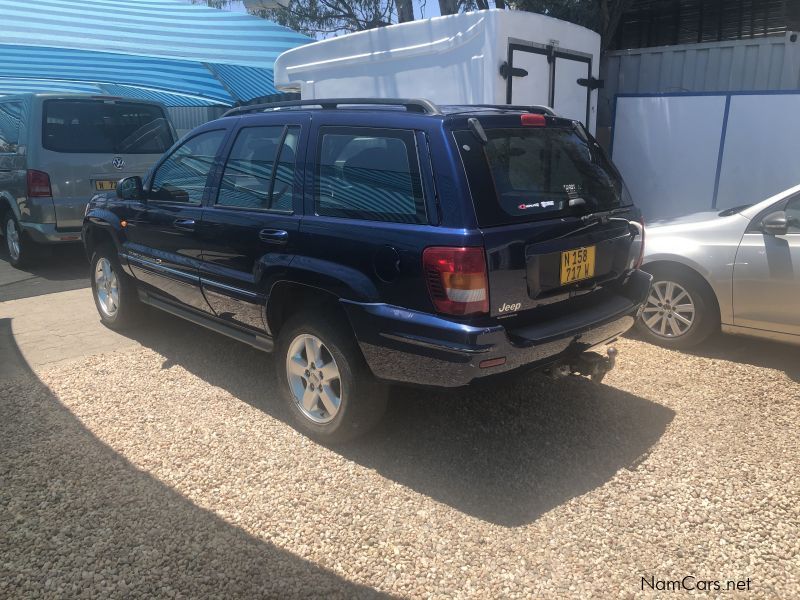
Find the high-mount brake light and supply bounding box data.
[521,113,546,127]
[423,247,489,316]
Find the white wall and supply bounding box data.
[611,92,800,220]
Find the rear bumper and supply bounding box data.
[343,269,652,387]
[20,222,82,244]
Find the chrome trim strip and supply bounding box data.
[125,254,197,283]
[200,277,262,300]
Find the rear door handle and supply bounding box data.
[173,218,196,231]
[259,229,289,244]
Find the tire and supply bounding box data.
[3,211,34,268]
[275,310,387,444]
[90,244,141,330]
[635,266,719,349]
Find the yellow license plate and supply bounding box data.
[560,245,596,285]
[95,180,117,191]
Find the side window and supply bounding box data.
[0,102,23,153]
[315,127,426,224]
[150,129,226,204]
[217,125,299,211]
[786,196,800,233]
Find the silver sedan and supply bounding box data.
[637,184,800,348]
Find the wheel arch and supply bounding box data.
[0,191,21,222]
[266,280,352,340]
[641,259,722,322]
[82,215,124,260]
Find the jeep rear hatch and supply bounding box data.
[453,114,642,318]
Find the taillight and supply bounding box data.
[27,170,52,197]
[629,218,645,269]
[521,113,546,127]
[636,218,646,268]
[423,247,489,316]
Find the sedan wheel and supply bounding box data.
[641,280,695,338]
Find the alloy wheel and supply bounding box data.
[285,334,343,424]
[6,218,20,261]
[94,257,120,318]
[641,280,696,338]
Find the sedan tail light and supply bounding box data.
[27,170,52,198]
[423,247,489,316]
[636,217,646,268]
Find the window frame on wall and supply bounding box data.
[314,125,427,225]
[214,124,301,214]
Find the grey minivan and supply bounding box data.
[0,93,176,267]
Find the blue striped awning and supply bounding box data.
[0,0,310,106]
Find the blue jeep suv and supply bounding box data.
[83,98,650,442]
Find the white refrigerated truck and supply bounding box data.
[273,9,602,132]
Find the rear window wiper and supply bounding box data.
[579,206,632,223]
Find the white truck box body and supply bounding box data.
[273,9,601,132]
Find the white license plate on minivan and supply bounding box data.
[95,180,117,191]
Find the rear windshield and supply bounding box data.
[455,125,632,226]
[43,99,174,154]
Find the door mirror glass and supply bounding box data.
[761,210,789,236]
[116,176,144,201]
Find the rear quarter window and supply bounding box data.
[315,127,426,224]
[0,101,23,153]
[42,99,174,154]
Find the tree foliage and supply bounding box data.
[191,0,628,48]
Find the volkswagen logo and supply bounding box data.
[112,157,125,170]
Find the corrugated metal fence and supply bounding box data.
[599,32,800,128]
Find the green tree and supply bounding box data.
[192,0,627,47]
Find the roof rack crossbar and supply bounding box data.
[223,97,441,117]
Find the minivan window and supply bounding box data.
[150,129,226,204]
[316,127,426,224]
[217,125,299,211]
[0,101,23,153]
[455,126,632,226]
[42,99,174,154]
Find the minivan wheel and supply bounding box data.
[4,212,32,268]
[90,245,141,330]
[276,311,387,443]
[635,268,718,349]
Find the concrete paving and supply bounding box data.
[1,287,138,379]
[0,243,88,302]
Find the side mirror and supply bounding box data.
[761,211,789,236]
[116,176,144,201]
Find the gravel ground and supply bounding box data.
[1,318,798,599]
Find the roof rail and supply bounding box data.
[467,104,556,115]
[222,97,441,117]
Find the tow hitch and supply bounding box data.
[549,347,618,383]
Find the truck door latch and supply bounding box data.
[577,76,604,90]
[500,61,529,80]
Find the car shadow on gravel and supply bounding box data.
[129,310,675,528]
[0,328,390,599]
[626,330,800,383]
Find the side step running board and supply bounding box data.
[140,293,274,352]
